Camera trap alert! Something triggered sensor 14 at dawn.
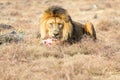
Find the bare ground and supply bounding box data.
[0,0,120,80]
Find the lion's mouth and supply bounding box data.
[52,36,60,39]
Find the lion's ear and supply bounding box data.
[84,22,97,40]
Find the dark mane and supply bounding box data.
[45,6,67,17]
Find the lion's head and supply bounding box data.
[39,6,73,44]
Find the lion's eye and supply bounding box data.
[49,23,53,28]
[58,23,63,29]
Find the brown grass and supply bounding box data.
[0,0,120,80]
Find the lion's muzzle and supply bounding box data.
[51,28,61,39]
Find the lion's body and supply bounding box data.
[71,21,96,42]
[39,6,96,45]
[71,21,85,42]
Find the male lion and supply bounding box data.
[39,6,96,45]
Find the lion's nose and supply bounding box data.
[54,33,59,37]
[52,32,59,38]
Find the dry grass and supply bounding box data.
[0,0,120,80]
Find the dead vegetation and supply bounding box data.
[0,0,120,80]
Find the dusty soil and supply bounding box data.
[0,0,120,80]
